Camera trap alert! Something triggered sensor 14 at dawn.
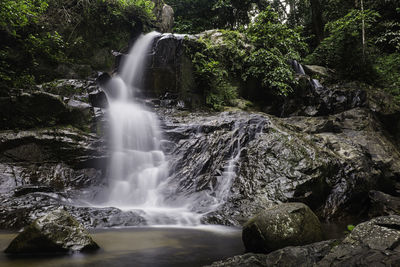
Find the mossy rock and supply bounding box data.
[242,202,323,253]
[5,209,99,254]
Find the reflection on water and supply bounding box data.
[0,227,243,267]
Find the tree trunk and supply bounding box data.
[310,0,324,43]
[360,0,366,62]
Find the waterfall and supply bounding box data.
[93,32,246,226]
[104,32,168,210]
[93,32,202,225]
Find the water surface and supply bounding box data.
[0,226,243,267]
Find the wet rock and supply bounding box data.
[0,91,67,130]
[242,203,323,253]
[319,216,400,266]
[4,209,99,254]
[89,90,108,108]
[0,89,95,130]
[303,65,334,79]
[0,128,106,167]
[66,206,147,228]
[13,186,54,197]
[282,108,400,220]
[281,81,367,117]
[369,190,400,217]
[157,108,400,225]
[38,79,99,102]
[160,5,174,33]
[205,240,336,267]
[0,191,146,230]
[67,99,93,127]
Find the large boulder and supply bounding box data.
[4,209,99,254]
[152,0,174,33]
[208,216,400,266]
[242,203,323,253]
[319,215,400,266]
[160,5,174,33]
[369,190,400,217]
[205,240,336,267]
[303,65,334,79]
[0,90,94,130]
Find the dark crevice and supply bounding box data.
[377,223,400,232]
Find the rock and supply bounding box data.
[0,128,106,168]
[67,99,93,128]
[0,91,67,130]
[152,0,174,33]
[303,65,334,78]
[242,203,323,253]
[160,4,174,33]
[89,90,108,108]
[156,108,400,225]
[0,192,146,229]
[13,186,54,197]
[319,215,400,266]
[38,79,99,102]
[0,88,96,130]
[281,80,367,117]
[4,209,99,254]
[369,190,400,217]
[205,240,336,267]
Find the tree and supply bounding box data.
[310,0,324,43]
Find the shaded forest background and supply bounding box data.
[0,0,399,109]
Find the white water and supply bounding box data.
[95,32,201,225]
[214,124,241,205]
[93,32,244,226]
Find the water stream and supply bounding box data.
[94,32,193,225]
[88,32,250,227]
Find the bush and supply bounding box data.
[305,9,380,82]
[183,7,308,110]
[375,53,400,102]
[185,33,240,110]
[0,0,155,90]
[244,7,307,96]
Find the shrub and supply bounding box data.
[305,9,380,82]
[244,7,307,96]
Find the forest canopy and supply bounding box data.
[166,0,400,105]
[1,0,399,106]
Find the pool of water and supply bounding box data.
[0,226,243,267]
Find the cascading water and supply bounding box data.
[104,32,167,210]
[93,32,248,226]
[94,32,201,225]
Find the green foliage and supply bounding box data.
[184,7,307,109]
[347,224,355,231]
[183,7,308,109]
[244,8,307,96]
[166,0,256,33]
[375,21,400,53]
[0,0,155,90]
[185,33,240,110]
[306,9,380,81]
[0,0,49,37]
[375,53,400,102]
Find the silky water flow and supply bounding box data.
[93,32,242,226]
[92,32,198,225]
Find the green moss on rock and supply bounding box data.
[5,208,99,254]
[242,202,323,253]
